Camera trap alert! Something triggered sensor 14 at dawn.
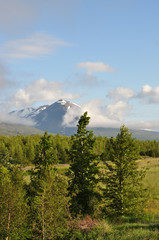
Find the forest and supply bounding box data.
[1,131,159,167]
[0,112,159,239]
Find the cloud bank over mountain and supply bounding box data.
[8,78,79,108]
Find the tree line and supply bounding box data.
[0,130,159,167]
[0,112,148,239]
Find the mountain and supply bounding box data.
[10,99,81,135]
[10,105,49,119]
[8,99,159,140]
[34,99,81,134]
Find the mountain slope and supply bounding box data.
[34,99,81,134]
[91,127,159,140]
[0,123,44,136]
[10,99,81,135]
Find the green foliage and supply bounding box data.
[28,166,70,240]
[28,133,70,239]
[1,130,159,167]
[0,122,159,239]
[0,130,159,168]
[137,139,159,157]
[34,131,56,168]
[102,125,147,218]
[67,112,100,216]
[0,133,71,166]
[0,165,30,239]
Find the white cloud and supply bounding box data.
[108,84,159,105]
[82,99,132,127]
[77,62,115,74]
[0,109,35,126]
[141,84,152,95]
[0,33,69,59]
[126,120,159,131]
[81,99,121,127]
[139,84,159,104]
[62,105,82,127]
[10,78,78,107]
[106,100,132,121]
[63,99,128,128]
[62,97,159,131]
[107,86,134,100]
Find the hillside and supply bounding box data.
[91,127,159,140]
[1,122,159,140]
[0,123,44,136]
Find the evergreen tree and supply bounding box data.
[28,166,70,240]
[67,112,99,216]
[28,131,70,239]
[0,149,12,168]
[102,125,146,218]
[0,165,29,239]
[34,131,55,169]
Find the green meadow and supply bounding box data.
[139,158,159,219]
[23,157,159,240]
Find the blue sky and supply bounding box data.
[0,0,159,130]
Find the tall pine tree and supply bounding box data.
[102,125,146,218]
[34,131,55,170]
[67,112,99,216]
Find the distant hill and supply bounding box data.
[1,122,159,141]
[0,123,44,136]
[90,127,159,141]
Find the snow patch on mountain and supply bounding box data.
[57,99,67,105]
[10,105,49,119]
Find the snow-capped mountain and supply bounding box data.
[10,99,81,135]
[10,105,49,119]
[7,99,159,139]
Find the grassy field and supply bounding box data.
[66,157,159,239]
[24,158,159,211]
[69,156,159,239]
[24,158,159,218]
[138,158,159,219]
[23,157,159,239]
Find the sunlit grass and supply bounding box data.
[23,157,159,218]
[138,158,159,218]
[71,220,159,240]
